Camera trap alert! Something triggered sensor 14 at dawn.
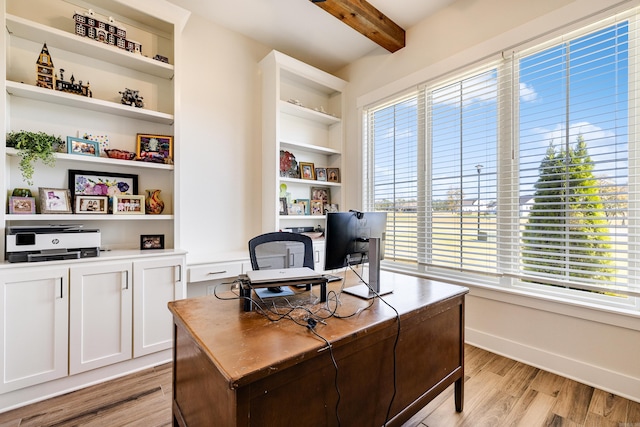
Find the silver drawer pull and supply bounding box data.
[208,270,227,275]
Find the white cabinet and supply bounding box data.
[259,50,347,234]
[0,266,69,393]
[133,256,185,357]
[313,240,325,272]
[0,251,186,394]
[1,0,187,256]
[69,261,132,375]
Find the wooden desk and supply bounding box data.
[169,270,468,426]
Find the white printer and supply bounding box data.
[6,225,101,263]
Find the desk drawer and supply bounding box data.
[188,262,242,283]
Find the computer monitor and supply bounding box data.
[324,211,391,299]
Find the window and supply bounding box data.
[363,10,640,301]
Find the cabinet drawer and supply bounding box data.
[189,262,243,283]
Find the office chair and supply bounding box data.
[248,231,315,291]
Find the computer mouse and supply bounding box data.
[267,286,283,293]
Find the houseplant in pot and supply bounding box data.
[6,131,64,185]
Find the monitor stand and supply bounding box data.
[343,238,393,299]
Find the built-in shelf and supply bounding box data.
[279,100,341,125]
[6,148,174,171]
[5,81,174,125]
[280,177,341,187]
[5,14,174,79]
[280,140,341,156]
[279,215,325,220]
[6,214,173,221]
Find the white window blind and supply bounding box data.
[515,15,640,296]
[363,6,640,299]
[429,70,499,274]
[363,92,423,266]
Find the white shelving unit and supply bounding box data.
[259,50,347,234]
[2,0,182,254]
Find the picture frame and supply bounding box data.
[288,203,305,215]
[300,162,315,180]
[311,200,324,215]
[140,234,165,250]
[295,198,310,215]
[324,203,339,213]
[327,168,340,183]
[113,194,145,215]
[9,196,36,214]
[69,169,138,199]
[279,197,288,215]
[67,136,99,157]
[315,168,327,181]
[39,187,72,214]
[75,195,108,214]
[310,186,331,204]
[136,134,173,163]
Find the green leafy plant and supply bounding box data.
[6,131,63,185]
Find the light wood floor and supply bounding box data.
[0,345,638,426]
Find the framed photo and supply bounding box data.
[140,234,165,250]
[324,203,339,213]
[136,134,173,163]
[9,196,36,214]
[310,186,331,204]
[311,200,324,215]
[288,203,305,215]
[75,195,108,214]
[300,162,315,180]
[113,194,145,215]
[295,198,310,215]
[279,197,288,215]
[67,136,99,157]
[315,168,327,181]
[39,187,72,214]
[69,169,138,199]
[327,168,340,183]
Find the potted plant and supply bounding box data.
[6,131,64,185]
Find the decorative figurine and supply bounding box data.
[55,68,92,97]
[36,43,54,89]
[153,54,169,63]
[119,88,144,108]
[73,9,142,55]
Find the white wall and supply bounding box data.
[337,0,640,402]
[177,13,270,264]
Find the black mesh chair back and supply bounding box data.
[248,232,314,271]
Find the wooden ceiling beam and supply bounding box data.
[310,0,405,53]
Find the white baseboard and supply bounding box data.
[466,328,640,403]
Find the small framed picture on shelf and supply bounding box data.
[112,194,145,215]
[288,203,305,215]
[324,203,339,213]
[69,169,138,199]
[310,186,331,204]
[311,200,324,215]
[300,162,315,180]
[327,168,340,183]
[136,134,173,164]
[39,187,72,214]
[315,168,327,181]
[67,136,99,157]
[9,196,36,214]
[279,197,288,215]
[140,234,165,250]
[75,195,108,214]
[295,198,310,215]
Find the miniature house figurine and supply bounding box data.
[55,68,92,97]
[36,43,54,89]
[73,9,142,54]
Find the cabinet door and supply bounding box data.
[69,262,132,375]
[313,240,325,272]
[133,256,185,357]
[0,267,69,393]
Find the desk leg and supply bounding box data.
[455,377,464,412]
[241,286,252,312]
[320,282,327,302]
